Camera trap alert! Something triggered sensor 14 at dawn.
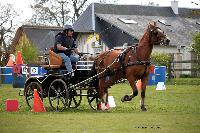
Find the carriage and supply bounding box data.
[24,49,100,112]
[24,21,169,112]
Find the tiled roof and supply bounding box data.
[96,13,200,46]
[73,3,200,47]
[12,25,62,53]
[94,3,176,17]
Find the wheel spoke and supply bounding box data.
[73,97,78,105]
[56,98,60,111]
[51,86,58,94]
[60,97,66,105]
[68,89,82,108]
[48,79,68,112]
[50,95,59,102]
[88,96,95,103]
[69,99,72,106]
[27,96,34,101]
[87,89,99,110]
[25,82,42,109]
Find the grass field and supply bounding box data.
[0,83,200,133]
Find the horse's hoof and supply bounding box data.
[141,106,147,111]
[121,97,125,102]
[121,95,130,102]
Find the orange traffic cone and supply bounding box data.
[136,80,142,90]
[16,51,23,65]
[33,89,46,112]
[6,57,14,66]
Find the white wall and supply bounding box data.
[76,33,108,56]
[76,33,194,77]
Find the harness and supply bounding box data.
[120,46,151,79]
[95,46,151,80]
[95,26,163,80]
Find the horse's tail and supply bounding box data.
[89,61,99,87]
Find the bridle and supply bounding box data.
[148,26,164,44]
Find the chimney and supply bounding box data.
[171,0,178,15]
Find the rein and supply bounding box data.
[95,45,151,80]
[95,26,162,80]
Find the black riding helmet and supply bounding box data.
[63,24,74,32]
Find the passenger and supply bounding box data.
[54,24,80,74]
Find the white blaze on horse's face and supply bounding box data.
[151,27,166,45]
[156,28,170,45]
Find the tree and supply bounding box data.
[0,3,19,51]
[15,36,39,65]
[30,0,90,26]
[30,0,119,26]
[99,0,119,3]
[72,0,89,23]
[30,0,69,26]
[0,3,19,66]
[192,32,200,57]
[192,32,200,77]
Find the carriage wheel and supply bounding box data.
[48,79,69,112]
[87,88,99,110]
[25,82,43,109]
[68,89,82,108]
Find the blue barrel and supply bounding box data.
[155,66,166,84]
[12,73,26,88]
[3,67,13,84]
[12,65,26,88]
[148,73,155,85]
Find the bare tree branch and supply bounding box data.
[0,3,18,63]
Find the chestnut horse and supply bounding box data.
[92,21,170,111]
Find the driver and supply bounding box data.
[54,24,80,74]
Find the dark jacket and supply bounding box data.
[54,32,77,53]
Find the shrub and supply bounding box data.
[192,32,200,56]
[15,36,39,65]
[151,52,171,66]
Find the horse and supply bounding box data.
[91,21,170,111]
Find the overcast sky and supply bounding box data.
[1,0,200,22]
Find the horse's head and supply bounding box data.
[148,21,170,46]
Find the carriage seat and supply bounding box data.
[43,50,77,70]
[43,50,63,69]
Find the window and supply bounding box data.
[158,20,171,26]
[118,18,138,24]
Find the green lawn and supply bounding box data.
[0,83,200,133]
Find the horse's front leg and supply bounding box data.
[121,76,138,102]
[98,79,108,111]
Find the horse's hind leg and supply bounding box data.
[140,76,148,111]
[121,76,138,102]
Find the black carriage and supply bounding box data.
[24,50,99,112]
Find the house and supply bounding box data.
[11,25,63,54]
[11,2,200,77]
[73,1,200,77]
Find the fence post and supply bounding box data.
[0,67,1,87]
[168,60,171,80]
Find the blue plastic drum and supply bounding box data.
[3,67,13,84]
[155,66,166,84]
